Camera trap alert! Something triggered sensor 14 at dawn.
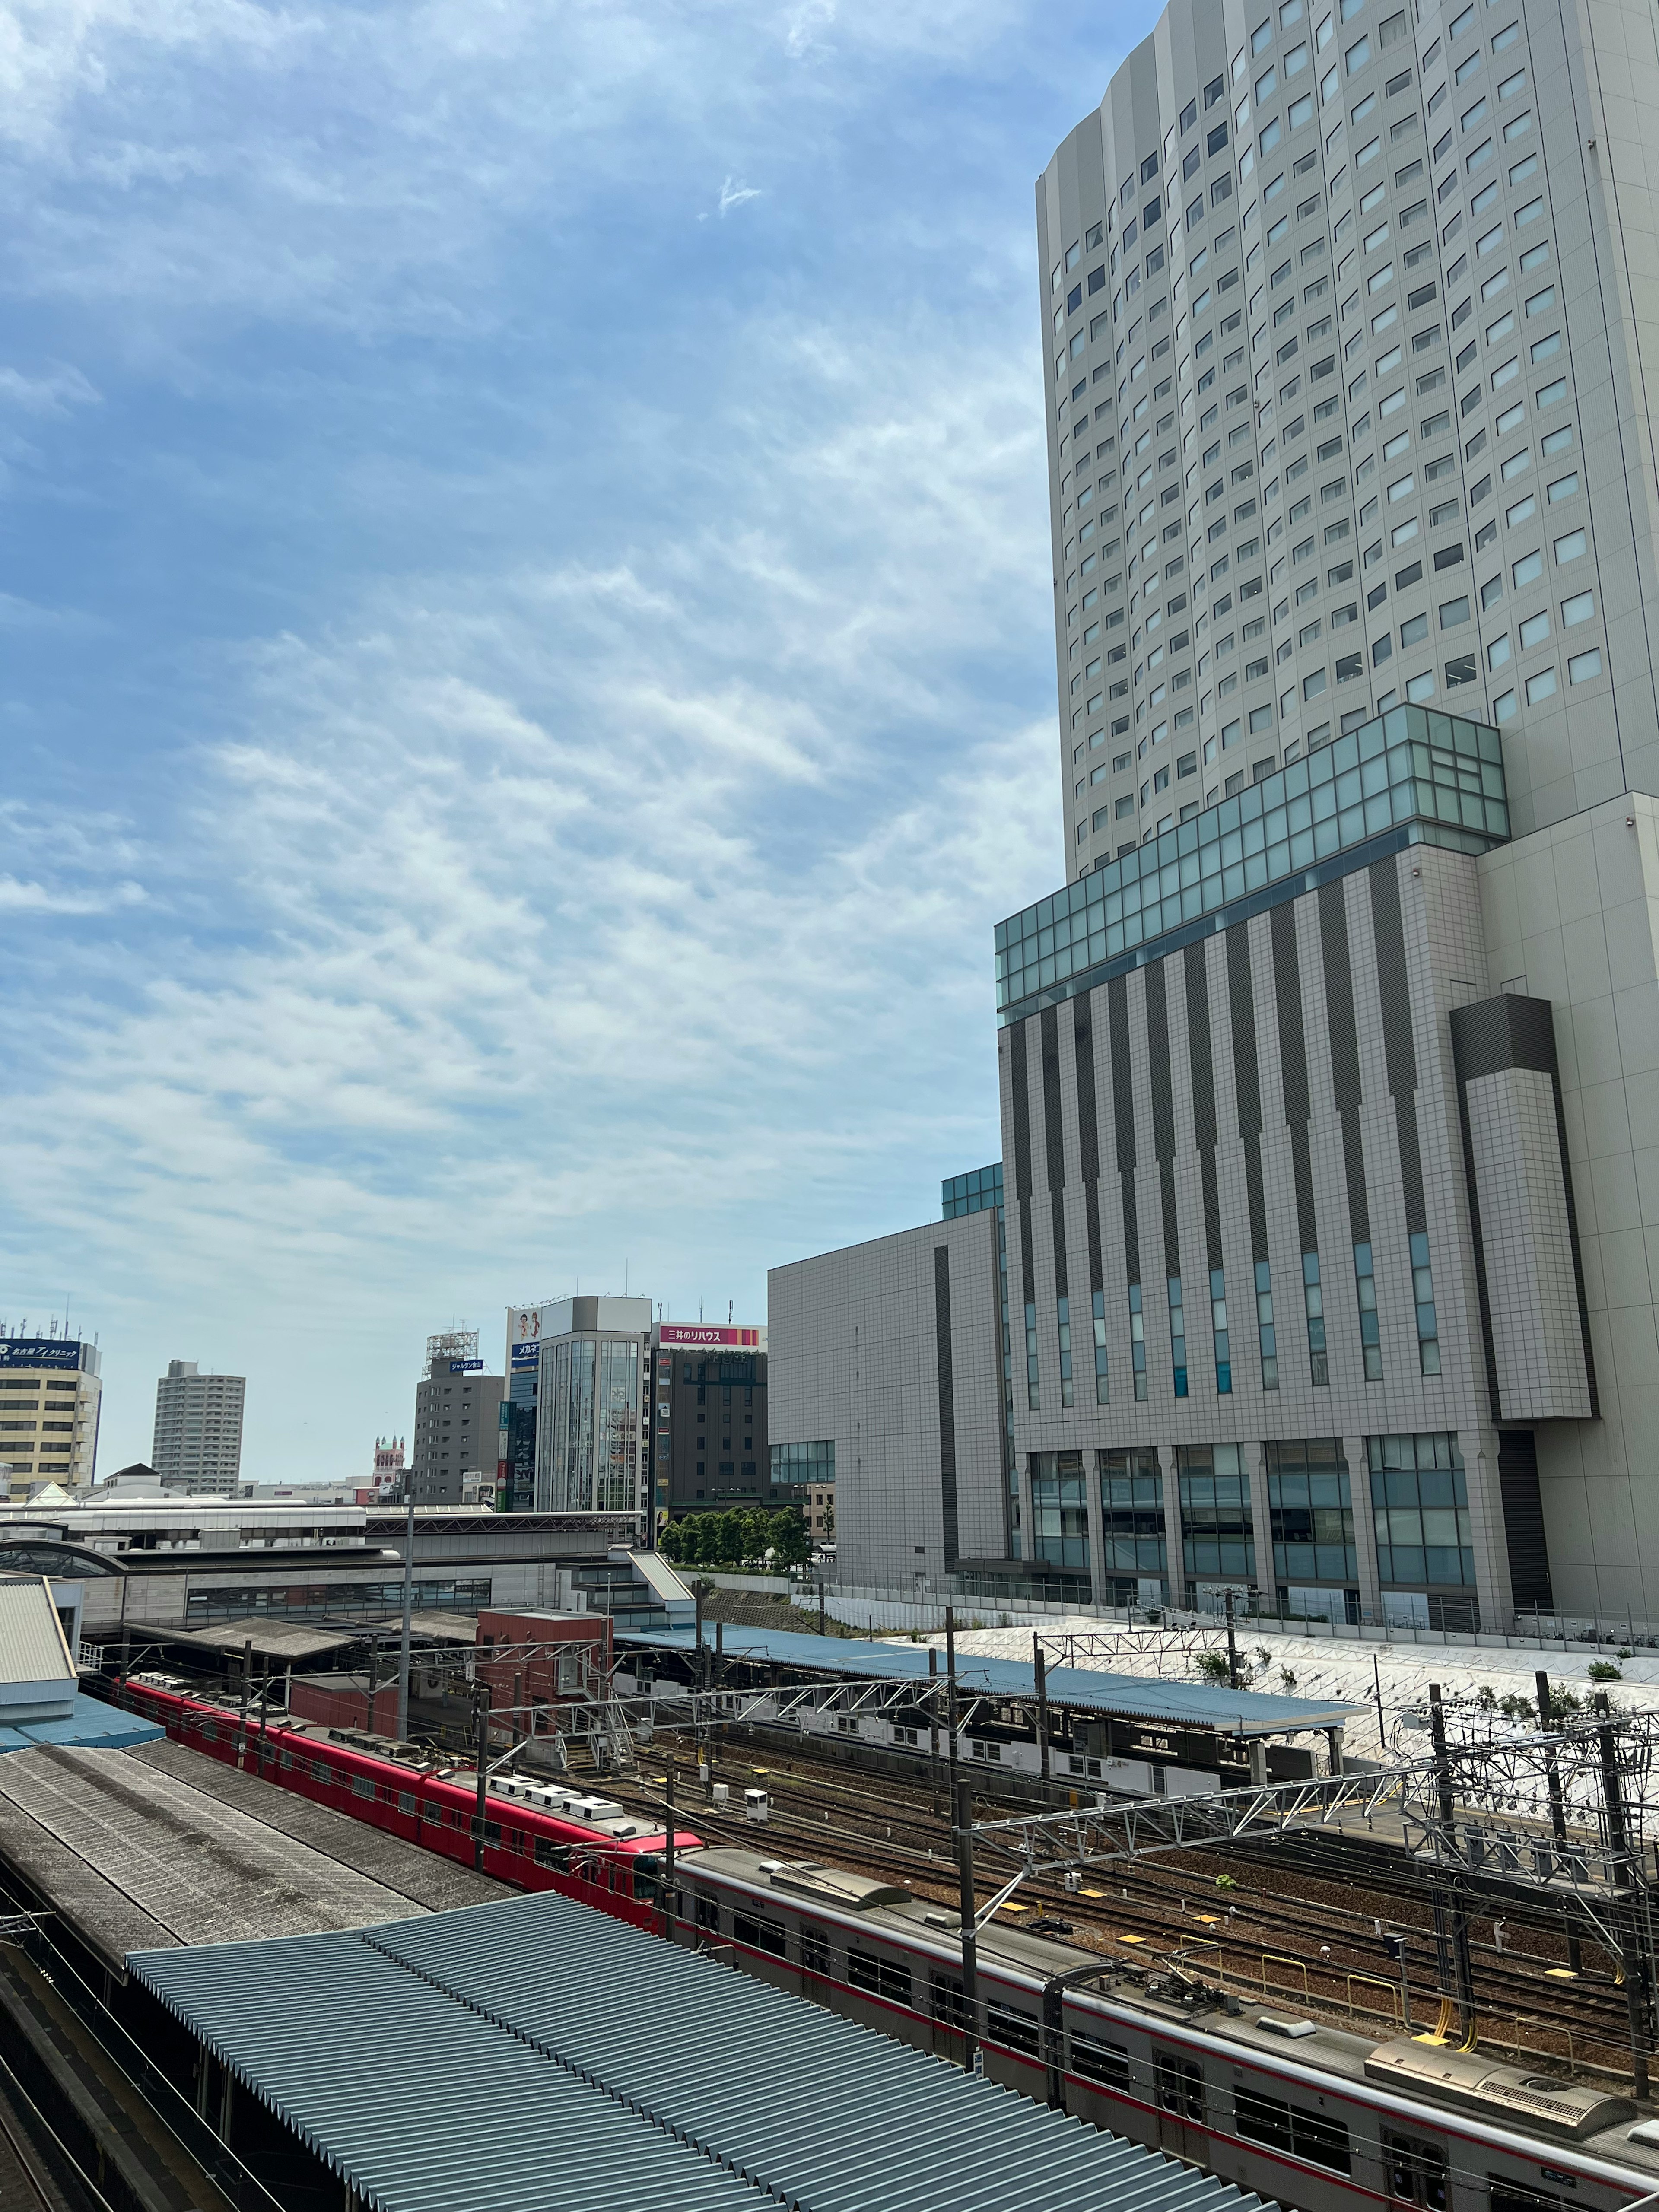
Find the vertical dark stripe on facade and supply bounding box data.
[1009,1015,1037,1304]
[1226,922,1271,1264]
[1368,858,1428,1237]
[1009,1019,1034,1201]
[1084,1180,1104,1293]
[1269,903,1320,1256]
[1040,1006,1065,1191]
[1074,994,1100,1185]
[933,1244,960,1567]
[1183,941,1224,1274]
[1144,963,1181,1278]
[1107,976,1141,1283]
[1051,1191,1070,1299]
[1317,879,1371,1248]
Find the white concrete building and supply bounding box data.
[152,1360,245,1494]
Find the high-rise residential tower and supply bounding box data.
[152,1359,244,1494]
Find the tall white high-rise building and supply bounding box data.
[152,1360,245,1495]
[775,0,1659,1630]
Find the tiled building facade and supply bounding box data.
[771,0,1659,1627]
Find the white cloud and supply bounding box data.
[0,0,1119,1475]
[717,176,764,217]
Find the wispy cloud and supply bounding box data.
[0,0,1135,1473]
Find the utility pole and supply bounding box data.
[1426,1683,1476,2039]
[928,1646,939,1765]
[1535,1671,1581,1973]
[1594,1690,1650,2100]
[396,1482,415,1742]
[1033,1634,1051,1787]
[663,1754,678,1941]
[236,1638,252,1768]
[944,1605,960,1785]
[954,1775,981,2075]
[1224,1588,1239,1690]
[472,1683,492,1871]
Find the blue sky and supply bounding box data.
[0,0,1137,1479]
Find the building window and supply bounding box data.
[1210,1268,1232,1393]
[1410,1231,1440,1372]
[1178,1443,1255,1580]
[771,1439,834,1490]
[1030,1451,1090,1569]
[1168,1276,1189,1397]
[1254,1260,1279,1389]
[1303,1250,1329,1384]
[1267,1438,1357,1583]
[1025,1301,1040,1409]
[1057,1295,1074,1408]
[1369,1432,1473,1586]
[1099,1449,1166,1586]
[1354,1243,1382,1379]
[1128,1284,1147,1401]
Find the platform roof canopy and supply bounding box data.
[616,1622,1358,1736]
[132,1887,1265,2212]
[0,1739,503,1966]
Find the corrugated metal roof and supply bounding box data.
[0,1576,75,1691]
[617,1623,1357,1734]
[131,1888,1264,2212]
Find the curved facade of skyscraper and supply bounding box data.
[1041,0,1658,869]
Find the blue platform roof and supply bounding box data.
[0,1689,163,1755]
[131,1887,1264,2212]
[615,1623,1357,1735]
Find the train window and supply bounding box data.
[534,1839,570,1872]
[1386,2134,1447,2209]
[931,1974,967,2029]
[632,1856,661,1905]
[397,1792,416,1815]
[836,1718,861,1735]
[847,1951,913,2005]
[801,1929,831,1977]
[469,1818,502,1847]
[352,1776,375,1801]
[1236,2088,1353,2173]
[1489,2185,1570,2212]
[732,1911,789,1958]
[695,1895,721,1932]
[1156,2053,1207,2122]
[893,1726,921,1747]
[280,1751,295,1771]
[311,1761,333,1783]
[1071,2031,1132,2088]
[200,1723,219,1743]
[986,2004,1041,2056]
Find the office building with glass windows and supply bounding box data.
[533,1297,653,1519]
[772,0,1659,1628]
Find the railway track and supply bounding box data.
[601,1732,1642,2072]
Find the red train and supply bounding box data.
[113,1672,698,1930]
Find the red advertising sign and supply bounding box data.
[658,1325,762,1348]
